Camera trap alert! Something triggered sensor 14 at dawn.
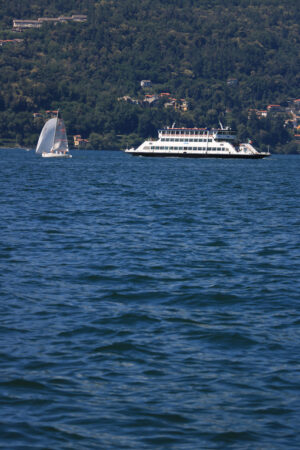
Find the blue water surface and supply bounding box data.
[0,149,299,449]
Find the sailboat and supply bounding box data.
[36,112,72,158]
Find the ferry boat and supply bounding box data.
[124,126,270,159]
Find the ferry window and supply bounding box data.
[208,139,212,142]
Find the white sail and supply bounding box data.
[36,118,57,154]
[36,116,70,157]
[53,118,69,153]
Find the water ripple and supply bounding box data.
[0,150,299,449]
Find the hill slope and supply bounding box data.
[0,0,299,152]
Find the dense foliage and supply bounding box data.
[0,0,299,151]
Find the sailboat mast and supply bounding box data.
[51,110,59,152]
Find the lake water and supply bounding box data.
[0,149,299,449]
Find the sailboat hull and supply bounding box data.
[42,152,72,158]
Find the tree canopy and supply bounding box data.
[0,0,299,152]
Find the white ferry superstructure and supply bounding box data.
[125,127,270,159]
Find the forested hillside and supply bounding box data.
[0,0,300,152]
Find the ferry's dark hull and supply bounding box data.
[128,152,270,159]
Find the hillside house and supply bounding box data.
[0,39,23,46]
[70,15,87,22]
[164,98,189,111]
[118,96,141,105]
[73,135,89,148]
[180,100,189,111]
[13,14,87,31]
[37,18,59,24]
[57,15,87,22]
[164,100,176,109]
[248,109,268,119]
[140,80,152,88]
[227,78,238,86]
[143,94,159,105]
[267,104,283,113]
[13,19,41,31]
